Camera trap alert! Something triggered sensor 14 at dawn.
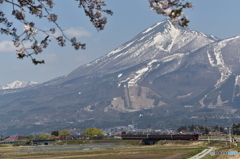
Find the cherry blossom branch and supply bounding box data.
[148,0,193,27]
[0,0,113,65]
[5,0,21,8]
[0,0,192,65]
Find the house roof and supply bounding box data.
[6,137,19,139]
[4,137,19,141]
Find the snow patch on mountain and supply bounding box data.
[207,51,216,66]
[119,59,158,87]
[108,40,136,57]
[148,59,158,65]
[118,73,122,78]
[210,35,220,41]
[236,75,240,85]
[161,53,185,63]
[138,35,147,41]
[117,53,186,87]
[118,77,131,87]
[1,80,38,90]
[128,67,149,86]
[150,21,180,52]
[212,41,232,87]
[142,21,164,34]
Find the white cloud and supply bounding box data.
[63,27,91,38]
[0,41,15,52]
[0,40,32,53]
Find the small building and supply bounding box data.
[59,135,72,140]
[196,133,203,136]
[0,136,9,141]
[32,140,56,145]
[114,134,122,139]
[71,135,84,139]
[4,136,19,141]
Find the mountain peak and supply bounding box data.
[1,80,38,90]
[141,19,175,34]
[68,19,219,79]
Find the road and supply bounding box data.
[188,147,215,159]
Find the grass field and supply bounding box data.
[0,145,206,159]
[199,135,240,140]
[1,140,240,159]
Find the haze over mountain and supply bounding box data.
[1,19,240,134]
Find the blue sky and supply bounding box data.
[1,0,240,85]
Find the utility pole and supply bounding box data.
[148,124,151,134]
[204,116,208,135]
[229,126,232,148]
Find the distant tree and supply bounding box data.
[212,125,224,132]
[204,128,209,135]
[82,128,104,139]
[37,134,48,140]
[190,124,194,131]
[233,123,240,135]
[0,0,191,64]
[25,135,35,141]
[177,125,187,132]
[51,130,59,136]
[59,129,70,136]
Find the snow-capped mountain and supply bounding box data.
[1,19,240,134]
[0,80,38,90]
[67,19,219,80]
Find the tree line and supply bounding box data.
[37,128,104,140]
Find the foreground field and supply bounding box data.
[0,140,240,159]
[0,144,205,159]
[0,147,204,159]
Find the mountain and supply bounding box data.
[0,80,38,90]
[1,19,240,134]
[67,20,218,80]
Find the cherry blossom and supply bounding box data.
[0,0,191,64]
